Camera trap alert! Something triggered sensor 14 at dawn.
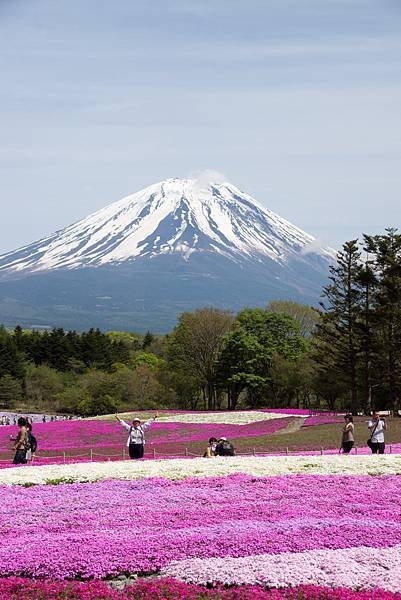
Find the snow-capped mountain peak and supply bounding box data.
[0,178,335,276]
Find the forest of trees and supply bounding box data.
[0,229,400,416]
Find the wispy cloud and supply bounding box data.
[190,169,228,192]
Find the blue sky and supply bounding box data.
[1,0,400,253]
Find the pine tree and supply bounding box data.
[0,334,25,380]
[356,258,377,414]
[142,331,154,350]
[0,374,22,408]
[364,228,401,410]
[317,240,362,413]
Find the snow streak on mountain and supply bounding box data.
[0,179,335,276]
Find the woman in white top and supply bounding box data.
[116,413,158,459]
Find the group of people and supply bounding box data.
[42,415,76,422]
[7,410,390,465]
[2,413,77,427]
[115,413,236,459]
[341,410,388,454]
[204,436,235,457]
[12,417,38,464]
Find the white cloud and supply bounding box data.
[190,168,228,192]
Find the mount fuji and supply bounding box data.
[0,178,336,332]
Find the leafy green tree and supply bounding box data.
[79,369,116,400]
[270,353,315,409]
[55,385,91,414]
[77,394,119,417]
[107,331,142,352]
[164,367,200,410]
[130,352,161,372]
[24,364,64,409]
[267,300,319,337]
[168,308,234,410]
[146,336,169,359]
[218,309,307,408]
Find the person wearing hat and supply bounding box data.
[215,436,235,457]
[115,413,158,459]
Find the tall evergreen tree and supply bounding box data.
[317,240,362,413]
[0,336,25,379]
[142,331,154,350]
[0,375,22,408]
[364,229,401,410]
[356,258,377,414]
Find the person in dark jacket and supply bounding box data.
[216,437,235,456]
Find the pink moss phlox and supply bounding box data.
[0,579,399,599]
[1,474,401,580]
[0,417,291,467]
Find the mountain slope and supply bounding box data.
[0,179,334,276]
[0,178,336,332]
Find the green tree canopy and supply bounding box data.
[168,308,234,410]
[217,308,307,408]
[267,300,319,337]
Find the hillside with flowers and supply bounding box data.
[0,410,401,598]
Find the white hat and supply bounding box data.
[132,417,141,422]
[219,437,227,441]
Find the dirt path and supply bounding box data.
[272,417,307,436]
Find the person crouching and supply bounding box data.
[203,437,218,458]
[116,413,158,459]
[216,437,235,456]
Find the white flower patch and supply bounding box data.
[156,411,299,425]
[1,454,401,486]
[161,544,401,592]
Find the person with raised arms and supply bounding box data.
[115,412,158,459]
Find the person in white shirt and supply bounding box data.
[368,410,387,454]
[115,413,158,459]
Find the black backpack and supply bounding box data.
[27,432,38,453]
[218,440,235,456]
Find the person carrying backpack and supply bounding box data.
[12,417,29,464]
[116,413,158,459]
[216,437,235,457]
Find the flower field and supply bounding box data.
[0,412,296,466]
[1,411,400,599]
[2,410,400,468]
